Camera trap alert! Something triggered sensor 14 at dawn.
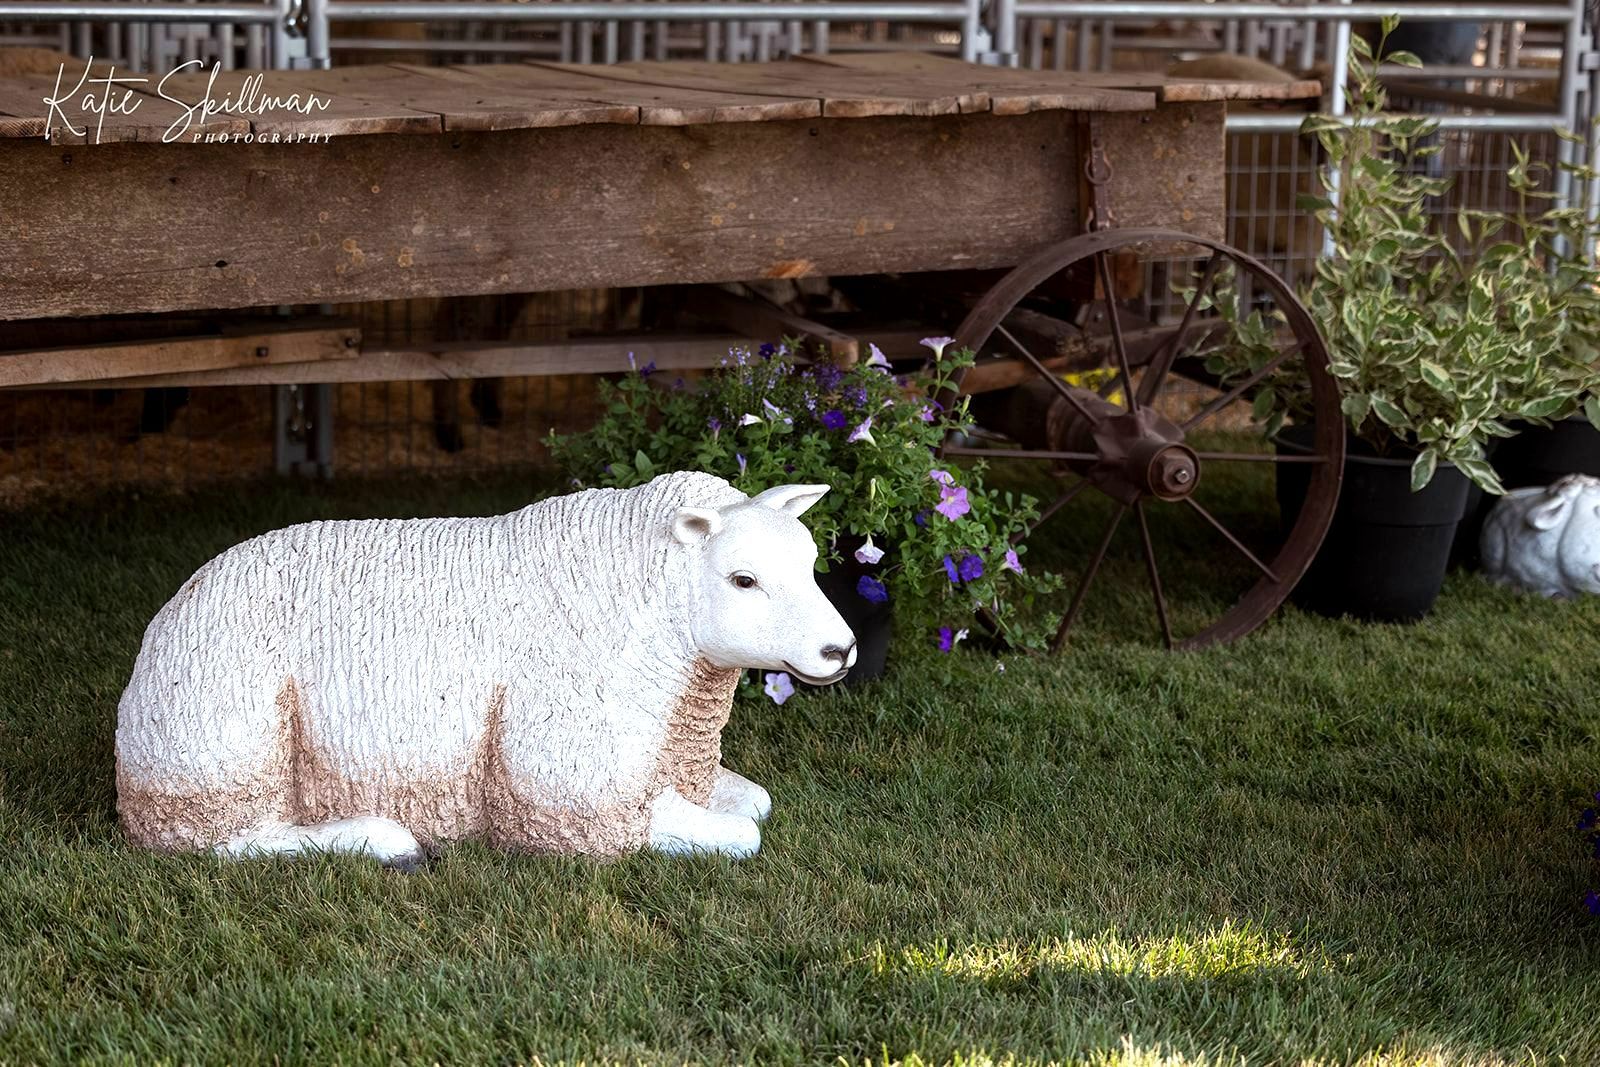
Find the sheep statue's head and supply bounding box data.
[672,483,858,684]
[1527,473,1600,595]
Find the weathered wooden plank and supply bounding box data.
[683,285,860,363]
[807,52,1319,107]
[0,70,249,144]
[543,59,982,119]
[153,69,442,139]
[0,110,1087,320]
[513,63,821,125]
[1052,69,1323,103]
[0,80,46,138]
[798,52,1156,115]
[1088,103,1227,235]
[382,65,640,130]
[0,323,360,387]
[36,334,753,388]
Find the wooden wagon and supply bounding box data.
[0,52,1343,648]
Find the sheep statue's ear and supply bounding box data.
[1527,491,1572,531]
[750,484,830,518]
[671,506,724,544]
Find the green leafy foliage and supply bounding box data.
[549,343,1064,653]
[1209,21,1600,493]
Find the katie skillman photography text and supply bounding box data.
[42,59,332,145]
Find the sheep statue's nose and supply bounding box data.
[821,642,856,669]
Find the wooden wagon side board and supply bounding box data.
[1,110,1066,320]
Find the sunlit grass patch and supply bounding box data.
[869,921,1323,984]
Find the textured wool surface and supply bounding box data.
[116,470,753,857]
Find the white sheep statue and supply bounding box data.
[1480,473,1600,599]
[115,471,858,868]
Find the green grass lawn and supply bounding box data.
[1,468,1597,1065]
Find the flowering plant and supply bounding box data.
[549,339,1063,658]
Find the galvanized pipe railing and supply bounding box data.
[0,1,281,21]
[1008,3,1572,22]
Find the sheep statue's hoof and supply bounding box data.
[647,789,762,859]
[115,472,859,864]
[1480,474,1600,598]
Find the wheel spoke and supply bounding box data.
[1184,497,1280,583]
[1014,476,1093,543]
[1194,451,1329,464]
[995,321,1104,426]
[1094,251,1140,414]
[1051,503,1128,652]
[1180,340,1301,432]
[942,445,1100,463]
[1134,499,1174,649]
[1137,253,1225,408]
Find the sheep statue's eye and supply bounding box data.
[731,573,758,590]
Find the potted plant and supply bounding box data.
[549,340,1062,682]
[1212,21,1600,621]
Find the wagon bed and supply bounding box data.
[0,54,1340,651]
[0,54,1317,328]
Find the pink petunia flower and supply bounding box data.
[935,485,970,521]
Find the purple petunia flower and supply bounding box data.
[1002,548,1023,574]
[740,412,762,426]
[1580,808,1597,831]
[847,385,869,408]
[848,417,875,445]
[914,510,929,528]
[1587,891,1600,916]
[937,626,955,652]
[764,671,795,705]
[920,336,956,359]
[945,553,984,584]
[958,554,984,583]
[854,537,885,565]
[707,416,722,434]
[821,409,849,430]
[638,361,657,378]
[919,405,937,422]
[865,343,891,371]
[929,469,954,486]
[856,575,889,603]
[762,398,792,425]
[759,342,777,359]
[737,453,747,476]
[935,485,971,521]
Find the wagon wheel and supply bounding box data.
[942,227,1344,651]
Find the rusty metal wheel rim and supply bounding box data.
[941,227,1344,651]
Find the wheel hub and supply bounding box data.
[1127,437,1200,500]
[1080,407,1201,504]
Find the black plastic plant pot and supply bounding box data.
[1492,415,1600,490]
[1454,416,1600,570]
[1278,424,1471,623]
[809,535,892,686]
